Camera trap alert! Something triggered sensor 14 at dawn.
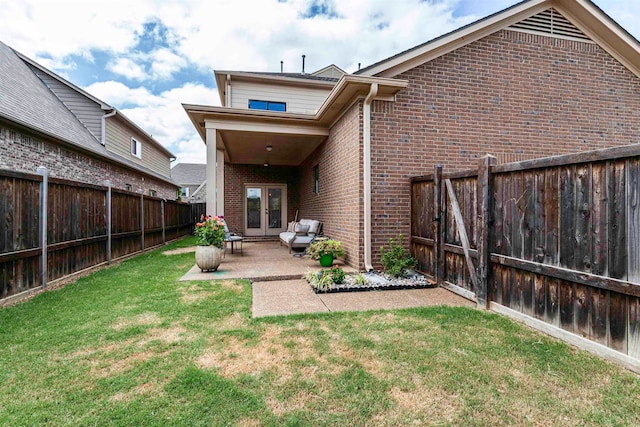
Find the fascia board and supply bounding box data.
[361,0,549,78]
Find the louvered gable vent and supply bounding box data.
[509,8,591,42]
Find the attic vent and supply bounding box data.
[509,9,591,42]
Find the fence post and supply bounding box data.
[140,193,145,250]
[161,199,166,244]
[434,165,444,286]
[106,181,112,264]
[477,154,497,309]
[37,166,48,289]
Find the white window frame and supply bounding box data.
[131,137,142,159]
[181,187,190,197]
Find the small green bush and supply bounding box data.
[329,267,345,284]
[379,234,417,277]
[354,273,368,286]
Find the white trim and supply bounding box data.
[206,129,218,216]
[130,137,142,159]
[490,302,640,374]
[243,183,288,237]
[204,119,329,136]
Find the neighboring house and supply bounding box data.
[184,0,640,270]
[0,41,179,198]
[171,163,207,203]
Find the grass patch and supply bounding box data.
[1,236,639,426]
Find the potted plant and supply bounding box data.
[194,215,226,272]
[306,239,345,267]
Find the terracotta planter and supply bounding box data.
[195,245,223,272]
[319,254,334,267]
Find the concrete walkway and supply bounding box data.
[252,279,475,317]
[172,242,474,317]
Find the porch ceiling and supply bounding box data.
[219,130,326,166]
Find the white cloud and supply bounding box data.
[85,81,218,164]
[108,57,147,80]
[149,48,184,80]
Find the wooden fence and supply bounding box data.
[1,168,199,303]
[411,144,640,369]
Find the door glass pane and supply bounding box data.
[268,188,282,229]
[246,188,262,229]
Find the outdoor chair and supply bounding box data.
[220,218,243,256]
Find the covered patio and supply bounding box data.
[178,241,356,282]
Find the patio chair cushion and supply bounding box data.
[299,219,321,236]
[287,221,297,232]
[294,223,310,235]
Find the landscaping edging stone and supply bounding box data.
[309,270,436,294]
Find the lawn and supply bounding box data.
[1,237,639,426]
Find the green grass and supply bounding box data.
[1,236,639,426]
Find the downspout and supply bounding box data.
[225,74,232,107]
[363,83,378,272]
[100,109,117,145]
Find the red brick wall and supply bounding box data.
[0,123,178,199]
[223,164,300,234]
[370,30,640,267]
[299,101,363,268]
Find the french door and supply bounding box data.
[244,184,287,236]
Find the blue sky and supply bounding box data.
[1,0,638,164]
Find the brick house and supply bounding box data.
[171,163,207,203]
[184,0,640,270]
[0,41,179,198]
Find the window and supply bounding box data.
[131,137,142,159]
[149,189,157,197]
[181,187,189,197]
[313,165,319,195]
[125,184,132,192]
[248,99,286,112]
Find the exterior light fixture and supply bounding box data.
[266,145,273,151]
[264,161,269,167]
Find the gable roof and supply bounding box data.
[0,41,178,187]
[0,41,106,154]
[171,163,207,185]
[16,49,176,158]
[355,0,640,79]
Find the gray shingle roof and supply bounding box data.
[0,41,105,153]
[0,40,178,187]
[171,163,207,185]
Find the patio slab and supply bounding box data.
[178,241,355,282]
[252,279,475,318]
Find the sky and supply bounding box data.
[1,0,639,166]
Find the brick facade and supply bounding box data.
[299,102,363,268]
[0,124,178,199]
[370,30,640,267]
[223,164,300,234]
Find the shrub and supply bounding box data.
[379,234,417,277]
[306,239,345,259]
[329,267,345,284]
[194,216,226,248]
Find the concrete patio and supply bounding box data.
[178,241,356,282]
[175,241,475,317]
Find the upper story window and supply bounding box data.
[131,137,142,159]
[248,99,286,112]
[181,187,189,197]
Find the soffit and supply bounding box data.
[218,130,326,166]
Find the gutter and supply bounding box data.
[363,83,378,272]
[100,109,117,145]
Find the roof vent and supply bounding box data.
[509,8,591,42]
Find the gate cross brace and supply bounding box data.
[444,179,479,289]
